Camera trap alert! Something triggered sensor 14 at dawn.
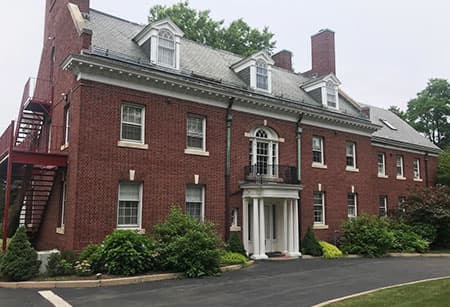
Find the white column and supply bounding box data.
[283,199,288,254]
[258,198,268,259]
[293,199,301,256]
[251,198,260,259]
[288,200,295,255]
[242,198,249,255]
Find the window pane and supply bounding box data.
[379,196,387,217]
[187,116,204,149]
[119,183,140,201]
[346,143,355,167]
[122,106,142,124]
[313,137,323,163]
[122,124,142,141]
[347,193,356,217]
[186,186,202,202]
[186,202,201,220]
[118,201,138,226]
[313,192,324,224]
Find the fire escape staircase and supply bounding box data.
[0,78,67,240]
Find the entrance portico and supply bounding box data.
[241,183,302,259]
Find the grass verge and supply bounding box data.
[328,277,450,307]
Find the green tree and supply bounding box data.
[406,79,450,148]
[149,1,276,56]
[437,148,450,185]
[388,105,406,121]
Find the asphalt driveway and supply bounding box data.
[1,257,450,307]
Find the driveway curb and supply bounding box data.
[0,261,254,289]
[389,253,450,257]
[312,275,450,307]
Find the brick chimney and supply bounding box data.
[272,50,293,71]
[307,29,336,77]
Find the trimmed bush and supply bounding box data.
[0,227,40,281]
[341,215,394,257]
[47,253,75,277]
[319,241,343,259]
[389,222,430,253]
[226,232,246,255]
[78,243,102,273]
[74,260,92,276]
[220,252,248,266]
[154,207,221,278]
[302,227,323,256]
[96,230,156,276]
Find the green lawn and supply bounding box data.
[329,278,450,307]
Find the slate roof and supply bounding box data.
[83,9,439,153]
[368,105,441,152]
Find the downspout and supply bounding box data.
[296,114,304,251]
[225,98,234,242]
[424,153,429,187]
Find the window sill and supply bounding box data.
[184,148,210,157]
[377,174,389,179]
[313,224,329,230]
[117,141,149,150]
[230,225,241,232]
[60,144,69,151]
[312,163,327,169]
[396,176,407,181]
[56,227,65,235]
[117,227,146,234]
[414,178,423,182]
[345,166,359,172]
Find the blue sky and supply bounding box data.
[1,0,449,131]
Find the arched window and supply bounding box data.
[158,29,175,67]
[248,128,279,177]
[256,60,268,90]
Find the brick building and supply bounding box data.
[0,0,440,259]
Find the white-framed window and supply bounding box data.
[231,208,239,227]
[59,172,67,228]
[312,136,324,165]
[63,105,70,146]
[256,60,269,90]
[413,159,421,179]
[186,185,204,221]
[377,153,386,177]
[396,155,404,178]
[121,103,145,144]
[379,195,388,217]
[248,128,279,177]
[326,81,337,109]
[346,142,357,169]
[313,192,325,225]
[117,182,142,228]
[186,114,206,151]
[158,29,175,67]
[347,193,357,218]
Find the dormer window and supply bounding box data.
[158,30,175,67]
[231,51,274,94]
[326,81,337,108]
[133,18,184,71]
[256,60,268,90]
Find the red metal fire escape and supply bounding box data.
[0,78,67,251]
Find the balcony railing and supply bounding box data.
[244,165,299,184]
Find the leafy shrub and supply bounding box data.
[0,227,40,281]
[74,260,92,276]
[226,232,246,255]
[96,230,156,276]
[302,227,323,256]
[60,250,77,265]
[220,252,248,266]
[410,224,437,244]
[389,222,430,253]
[154,207,221,278]
[47,253,75,277]
[78,244,102,273]
[341,215,394,257]
[319,241,343,259]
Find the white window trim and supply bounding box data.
[249,128,279,178]
[413,159,421,180]
[312,136,325,166]
[347,193,358,218]
[322,81,339,110]
[377,153,387,178]
[313,192,326,226]
[117,182,143,229]
[379,195,388,217]
[230,208,241,231]
[57,173,67,234]
[120,103,146,145]
[186,114,208,154]
[346,142,358,171]
[186,185,205,222]
[396,156,405,179]
[250,60,272,94]
[157,29,176,69]
[63,106,70,147]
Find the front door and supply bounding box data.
[264,204,276,252]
